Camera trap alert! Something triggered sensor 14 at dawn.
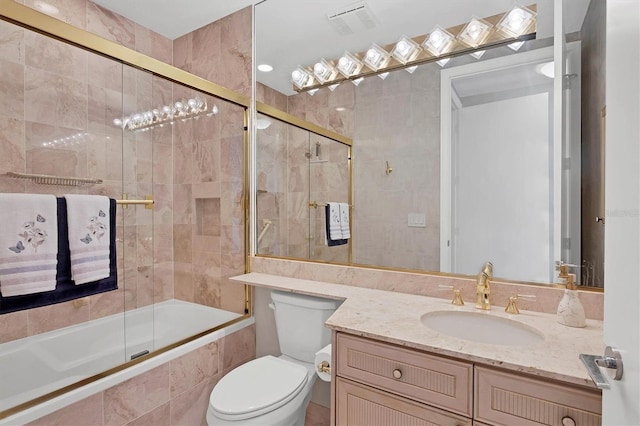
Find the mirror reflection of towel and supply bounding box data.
[339,203,350,239]
[325,204,347,246]
[327,203,342,241]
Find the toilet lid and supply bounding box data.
[210,356,309,420]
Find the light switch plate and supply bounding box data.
[408,213,426,228]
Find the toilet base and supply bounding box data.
[206,391,312,426]
[206,356,317,426]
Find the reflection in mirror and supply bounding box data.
[255,110,352,262]
[255,0,603,288]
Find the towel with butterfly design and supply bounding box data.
[64,195,111,285]
[0,193,58,297]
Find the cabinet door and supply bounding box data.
[474,367,601,426]
[336,377,471,426]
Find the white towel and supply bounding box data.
[339,203,350,239]
[327,202,342,241]
[0,193,58,297]
[64,195,110,285]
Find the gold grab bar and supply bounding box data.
[117,195,154,210]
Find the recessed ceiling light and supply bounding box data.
[257,64,273,72]
[34,1,59,15]
[256,118,272,130]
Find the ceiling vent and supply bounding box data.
[327,1,377,35]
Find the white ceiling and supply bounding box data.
[92,0,591,96]
[90,0,257,40]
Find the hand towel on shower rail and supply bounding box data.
[339,202,350,239]
[325,204,347,246]
[0,193,58,297]
[64,195,111,284]
[327,202,342,241]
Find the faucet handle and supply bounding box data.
[505,294,536,314]
[555,261,579,276]
[438,285,465,306]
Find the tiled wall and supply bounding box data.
[171,7,252,315]
[0,17,173,343]
[174,7,252,99]
[25,325,256,426]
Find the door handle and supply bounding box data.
[579,346,623,389]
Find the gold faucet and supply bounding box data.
[475,262,493,310]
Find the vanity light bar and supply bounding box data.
[291,3,537,93]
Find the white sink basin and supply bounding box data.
[420,311,545,346]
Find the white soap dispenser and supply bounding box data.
[556,273,586,328]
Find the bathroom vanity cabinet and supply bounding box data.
[333,332,602,426]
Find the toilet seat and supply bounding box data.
[209,356,309,421]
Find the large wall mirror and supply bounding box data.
[254,0,604,289]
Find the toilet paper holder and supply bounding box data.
[317,361,331,374]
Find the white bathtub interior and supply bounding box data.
[0,299,243,413]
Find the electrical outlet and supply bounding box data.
[408,213,426,228]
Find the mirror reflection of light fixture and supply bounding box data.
[422,26,456,57]
[291,66,314,89]
[507,40,525,51]
[291,4,538,94]
[363,44,391,71]
[313,59,338,84]
[391,36,421,64]
[470,50,486,59]
[336,51,363,78]
[497,4,536,37]
[458,17,493,47]
[113,97,214,132]
[257,64,273,72]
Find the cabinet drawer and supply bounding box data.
[474,366,602,426]
[336,333,473,416]
[336,377,471,426]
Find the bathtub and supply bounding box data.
[0,299,253,424]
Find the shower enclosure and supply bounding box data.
[255,104,352,263]
[0,5,249,417]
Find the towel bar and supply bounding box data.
[309,201,352,209]
[3,172,103,186]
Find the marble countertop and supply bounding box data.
[231,272,604,389]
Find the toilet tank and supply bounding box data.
[270,290,341,363]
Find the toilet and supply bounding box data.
[206,290,341,426]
